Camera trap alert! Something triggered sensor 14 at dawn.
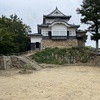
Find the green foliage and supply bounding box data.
[0,28,16,54]
[91,33,100,40]
[77,0,100,53]
[23,64,32,71]
[32,47,95,64]
[0,14,31,55]
[77,0,100,34]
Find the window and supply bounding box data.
[53,31,59,36]
[42,31,48,36]
[53,30,66,36]
[60,31,66,36]
[52,24,67,36]
[69,31,76,36]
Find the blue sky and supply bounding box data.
[0,0,97,47]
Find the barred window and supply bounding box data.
[53,30,66,36]
[69,31,76,36]
[42,31,48,36]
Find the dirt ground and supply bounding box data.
[0,65,100,100]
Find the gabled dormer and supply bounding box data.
[43,7,71,24]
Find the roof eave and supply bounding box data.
[28,34,43,37]
[69,25,80,28]
[43,15,71,19]
[77,30,87,33]
[38,24,49,28]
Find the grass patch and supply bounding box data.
[32,46,95,65]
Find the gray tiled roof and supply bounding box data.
[77,30,87,33]
[44,7,71,19]
[38,20,80,28]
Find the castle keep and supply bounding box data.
[29,7,86,50]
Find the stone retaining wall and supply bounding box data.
[0,54,99,70]
[11,56,25,69]
[0,56,11,70]
[41,39,78,49]
[0,56,4,69]
[0,56,42,70]
[78,40,85,46]
[3,56,11,69]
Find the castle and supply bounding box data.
[29,7,86,50]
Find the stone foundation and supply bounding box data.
[78,40,85,46]
[41,39,78,49]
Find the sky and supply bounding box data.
[0,0,97,47]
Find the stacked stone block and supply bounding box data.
[41,39,78,49]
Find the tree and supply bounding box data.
[0,14,31,54]
[0,28,16,54]
[77,0,100,53]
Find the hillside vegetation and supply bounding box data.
[0,14,31,55]
[32,46,95,64]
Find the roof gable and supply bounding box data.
[47,7,68,17]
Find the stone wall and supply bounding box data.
[0,56,42,70]
[0,56,11,70]
[41,39,78,49]
[3,56,11,69]
[78,40,85,46]
[11,56,25,69]
[0,56,4,69]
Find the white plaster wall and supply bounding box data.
[45,19,54,23]
[31,36,42,43]
[45,19,69,24]
[41,28,51,36]
[51,24,67,36]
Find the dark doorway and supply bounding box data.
[36,42,40,49]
